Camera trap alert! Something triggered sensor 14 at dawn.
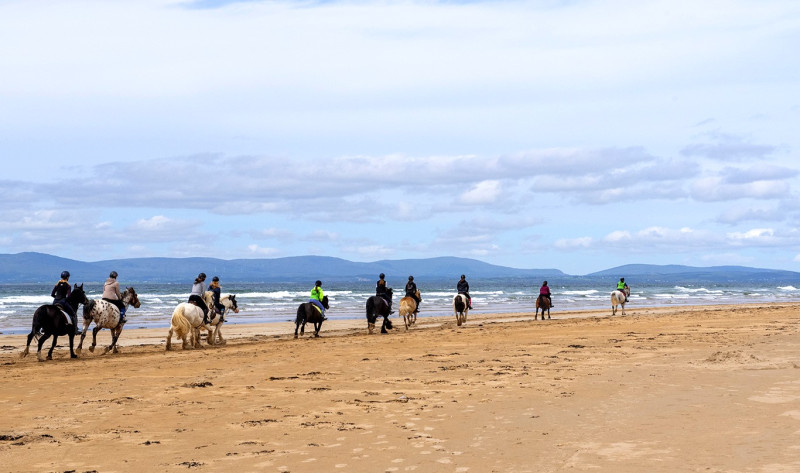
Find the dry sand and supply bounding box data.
[2,303,800,472]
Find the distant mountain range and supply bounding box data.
[0,252,798,284]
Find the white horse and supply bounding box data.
[77,287,141,356]
[453,294,469,326]
[399,290,421,330]
[611,287,631,316]
[166,294,238,350]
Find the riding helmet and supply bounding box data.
[61,270,70,279]
[315,280,322,286]
[212,276,219,282]
[379,273,385,278]
[460,274,466,279]
[543,280,548,285]
[109,271,118,278]
[408,276,414,281]
[198,272,206,279]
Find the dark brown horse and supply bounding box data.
[21,284,89,361]
[366,288,393,334]
[295,295,329,338]
[535,294,551,320]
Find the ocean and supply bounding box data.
[1,279,799,335]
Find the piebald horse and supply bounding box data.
[77,287,141,356]
[453,294,469,326]
[166,294,238,350]
[201,292,240,345]
[535,294,551,320]
[399,290,421,330]
[611,287,631,316]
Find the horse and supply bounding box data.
[611,287,631,316]
[21,283,88,362]
[294,295,329,338]
[453,293,469,326]
[366,288,393,334]
[399,290,421,330]
[201,292,240,345]
[166,294,237,350]
[535,294,551,320]
[77,287,141,356]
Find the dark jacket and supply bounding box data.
[457,280,469,294]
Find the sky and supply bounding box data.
[1,0,799,275]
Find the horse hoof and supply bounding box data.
[71,354,78,359]
[88,346,95,353]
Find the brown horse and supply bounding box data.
[535,294,551,320]
[295,295,329,338]
[399,289,421,330]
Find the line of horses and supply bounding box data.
[20,283,631,361]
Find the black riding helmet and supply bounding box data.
[198,272,207,279]
[110,271,118,279]
[61,270,70,279]
[315,280,322,286]
[408,276,414,281]
[212,276,219,282]
[379,273,385,279]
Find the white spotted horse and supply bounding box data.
[611,286,631,316]
[366,288,394,334]
[77,287,141,356]
[201,292,239,345]
[21,284,89,362]
[453,293,469,326]
[294,295,329,338]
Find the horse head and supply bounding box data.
[415,289,421,301]
[71,283,89,305]
[125,287,142,308]
[227,294,240,313]
[321,295,329,310]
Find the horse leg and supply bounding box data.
[68,333,77,358]
[314,321,321,338]
[89,326,101,353]
[46,335,58,360]
[36,332,51,362]
[166,327,173,350]
[381,316,388,334]
[104,327,121,355]
[205,325,214,345]
[214,324,225,345]
[21,331,34,358]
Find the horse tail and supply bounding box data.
[171,304,192,339]
[296,303,306,324]
[366,297,375,322]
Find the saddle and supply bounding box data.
[54,304,73,325]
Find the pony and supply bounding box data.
[21,283,88,362]
[453,293,469,326]
[166,294,238,350]
[399,289,421,330]
[611,287,631,316]
[535,294,551,320]
[201,292,240,345]
[366,288,393,334]
[77,287,141,356]
[294,295,329,338]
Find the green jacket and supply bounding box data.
[311,286,324,302]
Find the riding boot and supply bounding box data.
[202,308,209,325]
[71,315,81,335]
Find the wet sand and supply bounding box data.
[2,303,800,472]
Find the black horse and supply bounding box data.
[21,283,89,362]
[295,295,329,338]
[366,288,394,334]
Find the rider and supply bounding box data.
[102,271,127,325]
[405,275,421,313]
[376,273,394,314]
[457,274,473,310]
[208,276,225,320]
[309,280,327,320]
[617,277,629,302]
[51,270,80,335]
[189,272,210,324]
[538,280,553,307]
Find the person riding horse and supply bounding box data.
[188,272,210,324]
[376,273,394,314]
[309,280,327,321]
[457,274,473,310]
[208,276,226,320]
[617,277,629,302]
[102,271,127,325]
[405,275,421,313]
[52,270,80,335]
[538,280,553,308]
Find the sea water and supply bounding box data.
[1,280,799,334]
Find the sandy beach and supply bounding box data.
[2,303,800,472]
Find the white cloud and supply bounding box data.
[458,180,502,205]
